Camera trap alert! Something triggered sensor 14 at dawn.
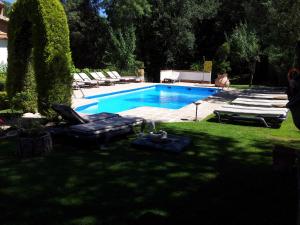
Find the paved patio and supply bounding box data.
[72,82,240,122]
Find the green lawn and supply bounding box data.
[0,115,299,225]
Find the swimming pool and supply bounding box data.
[76,85,219,114]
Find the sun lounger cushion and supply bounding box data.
[78,73,98,85]
[238,93,288,100]
[81,113,119,122]
[232,99,287,108]
[215,107,287,117]
[222,104,289,111]
[112,71,141,82]
[220,105,289,117]
[214,104,288,127]
[68,116,144,139]
[234,98,288,103]
[96,72,118,82]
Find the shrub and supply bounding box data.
[215,61,231,74]
[109,26,137,71]
[190,62,203,71]
[11,91,36,113]
[6,0,72,117]
[135,61,145,69]
[228,23,260,86]
[0,63,7,91]
[82,68,90,74]
[70,64,81,73]
[0,74,5,91]
[0,63,7,73]
[214,42,231,74]
[0,91,9,110]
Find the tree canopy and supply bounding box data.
[60,0,300,85]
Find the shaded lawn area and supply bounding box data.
[0,115,299,225]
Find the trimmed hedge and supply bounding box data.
[6,0,72,117]
[0,91,8,110]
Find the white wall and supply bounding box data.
[180,71,204,81]
[160,70,173,81]
[160,70,211,83]
[0,40,7,64]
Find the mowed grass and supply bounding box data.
[0,114,299,225]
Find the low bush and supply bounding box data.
[0,64,7,91]
[70,64,81,73]
[11,91,37,113]
[0,91,9,110]
[0,73,5,91]
[82,68,90,74]
[190,62,203,71]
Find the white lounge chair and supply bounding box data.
[214,104,288,127]
[78,73,98,86]
[112,71,141,82]
[73,73,96,87]
[72,80,85,89]
[232,98,288,108]
[96,72,119,83]
[73,73,84,82]
[106,71,121,82]
[89,72,106,84]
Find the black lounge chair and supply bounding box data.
[52,104,119,125]
[51,104,145,140]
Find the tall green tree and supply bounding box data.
[100,0,151,71]
[238,0,300,84]
[3,1,12,17]
[109,25,137,71]
[137,0,220,81]
[63,0,109,68]
[228,23,260,87]
[103,0,151,28]
[263,0,300,83]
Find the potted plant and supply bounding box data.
[136,61,145,81]
[16,117,52,158]
[215,61,231,87]
[214,42,231,88]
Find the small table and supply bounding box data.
[132,134,191,153]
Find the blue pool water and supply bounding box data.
[76,85,219,114]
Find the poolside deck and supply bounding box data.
[72,82,239,122]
